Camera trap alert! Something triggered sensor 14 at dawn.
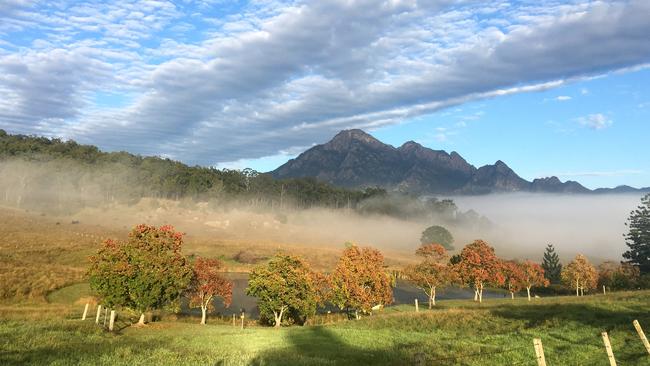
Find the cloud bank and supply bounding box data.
[1,0,650,165]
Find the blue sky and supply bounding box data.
[1,0,649,189]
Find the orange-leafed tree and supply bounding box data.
[520,260,549,301]
[501,260,525,300]
[561,254,598,296]
[330,244,393,319]
[455,240,504,303]
[186,257,233,325]
[404,244,457,308]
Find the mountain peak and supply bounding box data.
[272,129,601,195]
[325,129,387,150]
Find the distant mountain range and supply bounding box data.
[271,129,650,195]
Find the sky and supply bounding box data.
[0,0,649,189]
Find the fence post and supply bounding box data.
[415,298,419,312]
[601,332,617,366]
[232,314,236,327]
[82,303,89,320]
[109,310,116,332]
[602,285,606,295]
[103,308,108,327]
[533,338,547,366]
[95,305,102,324]
[633,320,650,355]
[240,312,245,330]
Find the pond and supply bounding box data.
[186,273,507,319]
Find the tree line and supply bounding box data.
[0,130,487,228]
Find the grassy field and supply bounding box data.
[1,290,649,365]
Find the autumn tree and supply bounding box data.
[501,260,525,300]
[598,261,640,290]
[455,240,504,303]
[623,193,650,274]
[520,260,549,301]
[330,245,393,319]
[541,244,562,284]
[404,244,457,308]
[420,225,454,250]
[186,257,233,325]
[246,254,321,327]
[87,224,193,325]
[561,254,597,296]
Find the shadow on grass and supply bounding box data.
[0,326,173,366]
[490,302,650,365]
[247,325,432,366]
[489,301,649,331]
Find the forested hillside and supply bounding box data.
[0,130,486,227]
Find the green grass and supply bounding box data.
[1,291,649,365]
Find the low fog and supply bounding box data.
[0,159,643,263]
[451,193,642,262]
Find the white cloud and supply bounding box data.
[1,0,650,164]
[577,113,613,130]
[555,95,571,101]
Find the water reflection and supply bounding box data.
[185,273,507,319]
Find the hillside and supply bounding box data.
[272,130,650,195]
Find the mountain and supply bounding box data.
[271,129,643,195]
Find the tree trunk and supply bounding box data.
[474,288,478,302]
[511,292,514,300]
[138,313,145,325]
[273,307,285,328]
[478,284,483,303]
[576,279,579,296]
[527,287,531,301]
[432,287,436,307]
[201,306,207,325]
[355,310,360,320]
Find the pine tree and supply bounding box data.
[623,194,650,274]
[541,244,562,284]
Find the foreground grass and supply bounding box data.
[1,291,649,365]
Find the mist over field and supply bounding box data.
[451,193,642,261]
[0,158,643,263]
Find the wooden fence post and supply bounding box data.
[103,308,108,327]
[415,298,419,312]
[533,338,547,366]
[633,320,650,355]
[95,305,102,324]
[240,312,244,330]
[82,303,89,320]
[602,285,606,295]
[109,310,116,332]
[601,332,617,366]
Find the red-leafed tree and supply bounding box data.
[404,244,457,308]
[330,244,393,319]
[186,257,233,325]
[455,240,505,303]
[521,260,549,301]
[501,260,526,300]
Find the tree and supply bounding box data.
[87,224,193,325]
[501,261,525,300]
[246,254,321,327]
[455,240,504,303]
[330,245,393,319]
[186,257,233,325]
[599,262,640,290]
[520,260,549,301]
[561,254,597,296]
[541,244,562,284]
[87,239,131,308]
[420,225,454,250]
[404,244,457,308]
[623,193,650,274]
